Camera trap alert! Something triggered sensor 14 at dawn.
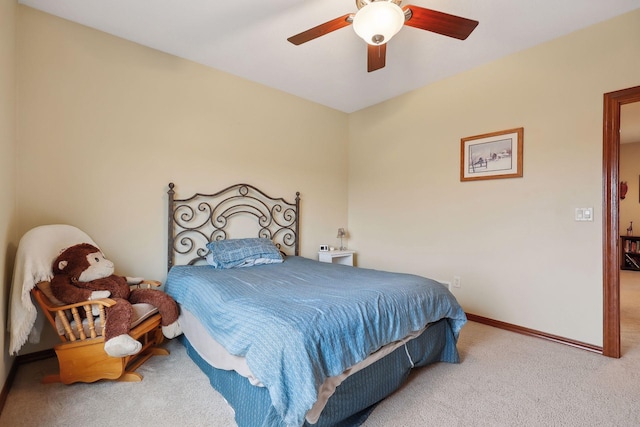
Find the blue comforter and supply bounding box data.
[165,256,466,427]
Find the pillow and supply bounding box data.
[205,238,283,269]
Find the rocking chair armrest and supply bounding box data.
[31,286,116,311]
[132,280,162,289]
[48,297,117,312]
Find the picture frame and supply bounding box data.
[460,127,524,181]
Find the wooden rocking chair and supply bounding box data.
[11,224,170,384]
[32,280,168,384]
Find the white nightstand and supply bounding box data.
[318,250,356,266]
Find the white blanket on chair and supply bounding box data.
[8,224,98,355]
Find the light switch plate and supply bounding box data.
[575,207,593,221]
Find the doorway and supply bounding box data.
[603,85,640,358]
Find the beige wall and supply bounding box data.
[16,6,349,271]
[621,142,640,232]
[348,9,640,346]
[0,0,17,389]
[15,6,349,352]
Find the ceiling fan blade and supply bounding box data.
[402,6,478,40]
[367,44,386,72]
[287,14,354,45]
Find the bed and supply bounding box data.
[164,182,467,427]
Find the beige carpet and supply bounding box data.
[2,275,640,426]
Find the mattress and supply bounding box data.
[179,316,458,427]
[179,307,431,423]
[165,256,467,426]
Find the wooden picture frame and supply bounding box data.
[460,127,524,181]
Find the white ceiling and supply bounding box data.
[18,0,640,113]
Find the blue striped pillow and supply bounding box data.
[205,238,283,269]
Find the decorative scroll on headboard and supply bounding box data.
[167,183,300,271]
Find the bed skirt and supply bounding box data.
[179,317,460,427]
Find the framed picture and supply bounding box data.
[460,127,524,181]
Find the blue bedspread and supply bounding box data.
[165,256,466,427]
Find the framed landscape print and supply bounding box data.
[460,127,524,181]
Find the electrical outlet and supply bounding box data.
[453,276,461,288]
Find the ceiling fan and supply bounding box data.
[287,0,479,72]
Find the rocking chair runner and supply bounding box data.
[32,281,168,384]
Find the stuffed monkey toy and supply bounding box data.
[50,243,182,358]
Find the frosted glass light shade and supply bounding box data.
[353,1,405,45]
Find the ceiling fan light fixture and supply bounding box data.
[352,1,405,45]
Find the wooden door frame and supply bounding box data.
[603,85,640,358]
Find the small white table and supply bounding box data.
[318,250,356,266]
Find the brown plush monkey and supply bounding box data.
[51,243,181,357]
